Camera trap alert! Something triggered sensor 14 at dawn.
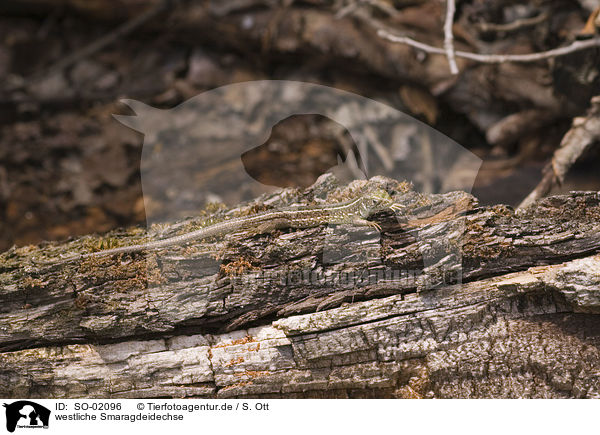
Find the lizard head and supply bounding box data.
[357,189,402,218]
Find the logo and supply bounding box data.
[114,81,481,289]
[3,401,50,433]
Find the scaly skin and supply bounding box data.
[53,189,402,262]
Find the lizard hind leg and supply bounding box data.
[254,218,292,235]
[352,218,381,231]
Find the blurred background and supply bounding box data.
[0,0,599,252]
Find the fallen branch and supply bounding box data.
[518,95,600,209]
[378,29,600,63]
[3,179,600,397]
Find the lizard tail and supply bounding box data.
[79,224,226,259]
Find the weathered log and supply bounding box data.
[1,176,600,398]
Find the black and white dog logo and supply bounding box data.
[3,401,50,433]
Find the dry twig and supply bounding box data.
[335,0,401,20]
[518,96,600,209]
[443,0,458,74]
[476,12,549,33]
[378,30,600,64]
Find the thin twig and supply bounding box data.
[443,0,458,74]
[476,12,549,33]
[335,0,400,20]
[335,1,360,19]
[362,0,401,19]
[30,0,171,81]
[378,29,600,63]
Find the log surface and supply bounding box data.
[1,176,600,398]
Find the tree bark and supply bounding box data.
[1,175,600,398]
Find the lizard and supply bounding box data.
[45,188,403,264]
